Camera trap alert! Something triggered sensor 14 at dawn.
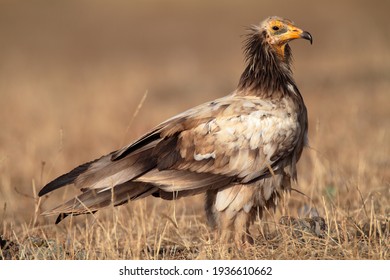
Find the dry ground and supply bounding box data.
[0,0,389,259]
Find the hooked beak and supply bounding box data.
[281,24,313,45]
[300,31,313,44]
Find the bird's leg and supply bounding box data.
[216,210,235,245]
[234,210,254,245]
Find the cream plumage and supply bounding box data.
[39,16,312,244]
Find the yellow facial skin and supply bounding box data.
[264,18,312,59]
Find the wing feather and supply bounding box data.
[40,94,302,220]
[154,95,301,182]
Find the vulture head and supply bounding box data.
[238,16,313,93]
[261,16,312,57]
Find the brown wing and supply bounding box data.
[153,95,301,182]
[39,94,301,220]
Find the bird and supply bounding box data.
[38,16,312,245]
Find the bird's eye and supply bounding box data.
[272,26,279,31]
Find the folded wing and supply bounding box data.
[39,94,301,222]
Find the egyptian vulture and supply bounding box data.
[39,16,312,244]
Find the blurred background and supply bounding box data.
[0,0,389,225]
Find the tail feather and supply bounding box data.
[39,134,235,223]
[42,168,233,222]
[38,158,98,196]
[43,182,159,217]
[39,145,157,197]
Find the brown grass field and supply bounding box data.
[0,0,389,260]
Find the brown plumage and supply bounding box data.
[38,16,312,244]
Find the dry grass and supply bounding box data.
[0,0,389,260]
